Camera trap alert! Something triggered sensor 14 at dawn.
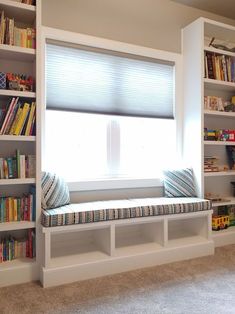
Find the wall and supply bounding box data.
[41,0,235,54]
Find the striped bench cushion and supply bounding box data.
[41,197,211,227]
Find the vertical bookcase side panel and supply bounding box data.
[182,19,204,197]
[35,0,42,276]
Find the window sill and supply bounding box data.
[67,177,163,192]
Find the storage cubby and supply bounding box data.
[115,220,164,256]
[167,216,209,247]
[49,226,111,268]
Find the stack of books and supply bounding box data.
[0,191,36,223]
[0,150,36,179]
[0,11,36,48]
[204,51,235,82]
[0,229,36,262]
[0,98,36,136]
[204,156,219,172]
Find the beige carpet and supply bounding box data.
[1,245,235,314]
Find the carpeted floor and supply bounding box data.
[1,245,235,314]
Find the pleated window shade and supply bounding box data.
[46,42,175,119]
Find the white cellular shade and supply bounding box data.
[46,43,174,118]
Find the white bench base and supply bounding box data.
[41,210,214,288]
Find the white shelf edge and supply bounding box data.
[204,78,235,89]
[212,227,235,238]
[0,221,36,232]
[212,197,235,207]
[0,89,36,98]
[204,140,235,146]
[204,110,235,118]
[204,45,235,57]
[0,0,36,12]
[0,258,36,271]
[0,135,36,141]
[204,171,235,177]
[0,44,35,55]
[0,178,35,185]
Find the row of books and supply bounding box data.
[0,229,36,262]
[204,51,235,82]
[0,151,36,179]
[0,11,36,48]
[0,190,36,223]
[0,98,36,136]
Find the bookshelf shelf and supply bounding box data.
[0,44,35,61]
[204,170,235,177]
[0,135,36,141]
[0,178,35,185]
[0,258,36,270]
[0,89,36,98]
[204,78,235,91]
[212,197,235,207]
[212,227,235,247]
[204,140,235,146]
[204,45,235,58]
[0,0,36,24]
[0,221,36,232]
[204,110,235,118]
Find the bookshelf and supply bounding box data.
[182,17,235,247]
[0,0,40,287]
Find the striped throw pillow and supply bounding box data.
[163,168,196,197]
[41,172,70,209]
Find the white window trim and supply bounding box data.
[40,26,183,191]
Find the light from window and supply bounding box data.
[44,110,176,182]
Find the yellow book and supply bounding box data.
[9,106,23,135]
[13,102,30,136]
[13,199,18,221]
[8,197,13,222]
[25,102,36,136]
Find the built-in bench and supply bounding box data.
[41,197,213,288]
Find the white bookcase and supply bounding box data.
[0,0,41,287]
[182,17,235,248]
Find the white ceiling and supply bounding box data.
[171,0,235,20]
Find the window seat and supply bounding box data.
[41,197,211,227]
[40,196,214,288]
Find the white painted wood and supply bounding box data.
[183,17,235,247]
[0,221,36,232]
[212,197,235,207]
[0,44,35,61]
[212,228,235,247]
[0,178,35,185]
[182,18,204,197]
[204,46,235,58]
[41,209,213,287]
[204,110,235,118]
[0,135,36,141]
[0,89,36,98]
[204,141,235,146]
[0,259,38,287]
[204,171,235,177]
[0,0,41,288]
[204,78,235,91]
[42,241,214,288]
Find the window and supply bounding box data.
[44,39,179,187]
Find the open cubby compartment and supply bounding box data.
[49,225,111,268]
[114,218,164,256]
[167,214,209,247]
[204,22,235,48]
[205,175,235,198]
